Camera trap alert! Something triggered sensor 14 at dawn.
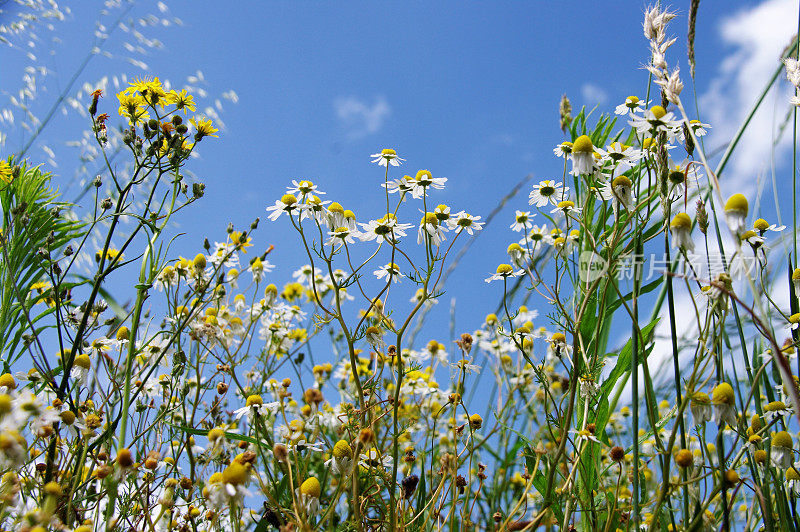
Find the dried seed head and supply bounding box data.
[610,446,625,462]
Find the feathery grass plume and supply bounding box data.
[559,93,573,133]
[688,0,700,78]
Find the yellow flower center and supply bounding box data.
[753,218,769,231]
[246,395,263,407]
[773,430,793,449]
[572,135,593,154]
[496,264,514,275]
[300,477,321,498]
[670,213,692,230]
[724,193,748,215]
[612,175,632,189]
[711,383,735,405]
[650,105,667,120]
[422,213,439,226]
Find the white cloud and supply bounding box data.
[699,0,795,195]
[333,95,391,140]
[580,82,608,106]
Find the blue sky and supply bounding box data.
[2,0,798,363]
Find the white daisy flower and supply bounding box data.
[358,215,412,244]
[723,193,748,235]
[596,142,642,175]
[628,105,680,137]
[485,263,524,283]
[529,180,568,207]
[327,226,357,246]
[410,169,447,199]
[598,175,636,210]
[614,95,647,115]
[550,200,582,218]
[553,141,572,158]
[417,212,447,247]
[370,148,405,167]
[753,218,785,235]
[510,210,533,232]
[453,211,483,234]
[266,193,303,221]
[669,213,694,253]
[570,135,595,176]
[374,263,402,282]
[286,179,324,198]
[383,174,417,196]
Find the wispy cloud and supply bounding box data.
[580,82,608,107]
[333,95,391,140]
[699,0,795,194]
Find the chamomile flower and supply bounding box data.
[360,448,393,470]
[771,431,794,469]
[326,202,347,229]
[553,141,573,158]
[451,358,481,374]
[410,169,447,199]
[724,193,749,234]
[374,263,402,282]
[787,313,800,331]
[786,467,800,496]
[690,392,712,425]
[711,383,737,427]
[300,194,331,223]
[70,354,92,386]
[546,332,571,358]
[266,194,303,221]
[529,180,568,207]
[571,427,600,444]
[740,230,764,251]
[679,119,710,141]
[570,135,595,176]
[669,213,694,252]
[614,95,646,115]
[598,175,636,210]
[485,263,524,283]
[297,477,321,516]
[327,226,357,246]
[233,395,279,422]
[507,243,527,267]
[753,218,785,235]
[628,105,679,137]
[453,211,483,234]
[359,215,412,244]
[418,212,446,246]
[764,400,791,423]
[433,203,456,229]
[384,174,417,196]
[524,225,548,247]
[370,148,404,167]
[596,142,642,175]
[325,440,354,476]
[550,200,582,218]
[510,210,534,232]
[287,179,323,198]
